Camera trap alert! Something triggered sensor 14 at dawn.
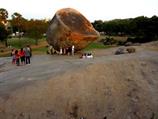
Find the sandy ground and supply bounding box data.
[0,41,158,119]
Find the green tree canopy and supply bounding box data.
[0,23,8,42]
[0,8,8,23]
[11,12,27,33]
[25,19,49,45]
[92,15,158,40]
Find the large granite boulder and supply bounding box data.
[46,8,100,51]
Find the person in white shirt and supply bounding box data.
[87,53,93,58]
[72,45,75,56]
[60,47,63,55]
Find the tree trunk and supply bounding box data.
[35,39,38,45]
[5,39,8,47]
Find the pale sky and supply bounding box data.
[0,0,158,22]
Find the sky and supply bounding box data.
[0,0,158,22]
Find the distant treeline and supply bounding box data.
[92,16,158,41]
[0,8,49,46]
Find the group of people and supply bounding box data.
[11,45,32,66]
[80,53,93,59]
[46,45,94,59]
[47,45,75,56]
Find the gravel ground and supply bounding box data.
[0,42,158,119]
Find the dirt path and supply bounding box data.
[0,42,158,119]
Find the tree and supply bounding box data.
[92,20,104,32]
[11,12,27,33]
[0,8,8,23]
[25,19,48,45]
[0,23,8,42]
[0,8,9,47]
[149,16,158,39]
[12,12,22,19]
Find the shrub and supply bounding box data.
[100,37,126,46]
[100,37,117,45]
[127,36,156,43]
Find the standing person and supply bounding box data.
[63,47,66,55]
[59,47,63,55]
[46,45,50,54]
[72,45,75,56]
[15,50,20,66]
[19,48,25,65]
[67,46,71,56]
[49,45,53,54]
[66,47,68,55]
[24,45,31,64]
[28,45,32,57]
[11,49,16,64]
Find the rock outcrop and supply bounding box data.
[46,8,99,51]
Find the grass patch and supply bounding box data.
[0,38,48,57]
[99,35,128,41]
[8,37,35,48]
[7,37,46,49]
[32,47,47,52]
[0,52,11,57]
[83,42,111,51]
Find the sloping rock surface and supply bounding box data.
[47,8,99,50]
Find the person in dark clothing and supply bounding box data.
[28,45,32,57]
[24,45,31,64]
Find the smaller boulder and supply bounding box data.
[115,47,125,55]
[126,47,136,53]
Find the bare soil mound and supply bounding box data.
[0,49,158,119]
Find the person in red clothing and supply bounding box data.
[19,48,25,65]
[15,50,20,66]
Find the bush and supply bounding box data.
[83,42,110,51]
[7,37,35,48]
[127,36,156,43]
[100,37,116,45]
[117,40,126,45]
[100,37,126,46]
